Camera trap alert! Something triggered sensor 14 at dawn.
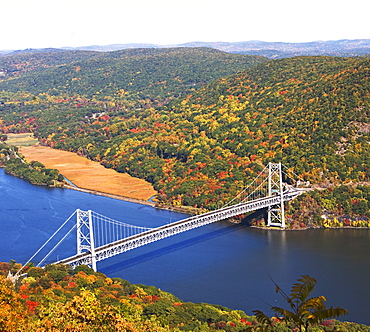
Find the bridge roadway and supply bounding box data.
[55,189,301,269]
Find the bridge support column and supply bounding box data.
[76,209,97,271]
[267,162,286,228]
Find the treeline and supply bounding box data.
[0,48,267,107]
[0,50,369,227]
[1,262,369,331]
[284,185,370,229]
[0,142,64,186]
[0,50,99,79]
[0,261,260,331]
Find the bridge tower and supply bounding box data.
[267,162,285,228]
[76,209,97,271]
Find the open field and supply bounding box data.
[6,133,39,146]
[18,144,157,201]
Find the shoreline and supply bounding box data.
[2,165,369,228]
[18,144,158,202]
[63,184,196,215]
[63,184,157,207]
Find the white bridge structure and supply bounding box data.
[18,163,306,273]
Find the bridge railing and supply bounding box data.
[55,189,300,269]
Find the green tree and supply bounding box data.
[247,275,348,332]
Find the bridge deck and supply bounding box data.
[55,190,300,268]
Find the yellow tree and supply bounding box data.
[0,275,31,331]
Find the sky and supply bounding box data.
[1,0,369,50]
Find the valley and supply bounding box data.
[0,47,369,228]
[0,42,370,329]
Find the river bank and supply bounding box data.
[19,144,157,201]
[63,184,156,207]
[14,140,195,214]
[1,134,195,214]
[2,166,370,325]
[9,136,369,228]
[63,184,199,215]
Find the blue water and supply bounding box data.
[1,168,370,325]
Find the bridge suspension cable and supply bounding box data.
[281,163,306,185]
[15,209,155,276]
[222,163,270,208]
[223,162,305,209]
[15,210,78,277]
[90,210,153,248]
[15,162,304,274]
[76,209,156,270]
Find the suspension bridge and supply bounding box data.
[16,162,308,274]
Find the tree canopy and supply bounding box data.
[0,49,369,227]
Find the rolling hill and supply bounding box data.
[0,48,267,107]
[2,39,370,58]
[0,48,369,226]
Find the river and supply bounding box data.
[1,168,369,325]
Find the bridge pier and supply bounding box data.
[77,209,97,271]
[47,163,303,270]
[267,162,285,228]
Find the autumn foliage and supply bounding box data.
[0,49,370,227]
[0,262,259,332]
[0,262,369,331]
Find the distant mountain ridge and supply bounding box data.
[0,47,266,106]
[0,46,370,219]
[2,39,370,58]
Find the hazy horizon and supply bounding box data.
[2,38,370,53]
[1,0,369,51]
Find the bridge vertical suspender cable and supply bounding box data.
[222,162,287,228]
[12,162,304,276]
[75,210,154,271]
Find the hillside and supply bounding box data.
[0,52,370,227]
[0,262,366,331]
[179,56,370,180]
[0,50,99,78]
[155,56,370,214]
[0,262,261,331]
[0,48,267,107]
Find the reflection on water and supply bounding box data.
[1,168,370,325]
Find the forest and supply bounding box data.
[0,48,266,107]
[0,48,369,228]
[0,262,368,331]
[0,142,63,186]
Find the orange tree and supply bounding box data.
[0,275,31,331]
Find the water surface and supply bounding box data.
[1,168,369,325]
